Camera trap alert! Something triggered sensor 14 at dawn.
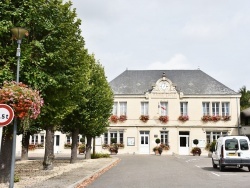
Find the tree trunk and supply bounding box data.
[43,127,54,170]
[0,127,13,183]
[21,132,31,161]
[85,136,92,159]
[93,137,96,155]
[70,128,79,164]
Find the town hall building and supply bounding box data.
[97,69,241,155]
[14,69,241,155]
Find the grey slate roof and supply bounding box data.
[109,70,238,95]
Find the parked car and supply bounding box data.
[212,136,250,171]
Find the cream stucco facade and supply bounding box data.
[12,69,241,156]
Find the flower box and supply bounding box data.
[102,143,109,149]
[160,143,170,150]
[178,115,189,122]
[140,115,149,122]
[222,115,231,121]
[211,115,221,122]
[159,116,169,123]
[119,115,127,122]
[110,115,119,123]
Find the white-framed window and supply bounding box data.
[40,135,45,144]
[206,131,227,143]
[202,102,210,115]
[141,102,149,115]
[120,102,127,115]
[112,102,118,115]
[104,131,124,144]
[180,102,188,116]
[212,102,220,116]
[159,102,168,116]
[104,133,108,144]
[160,131,169,144]
[66,136,71,143]
[119,132,124,144]
[110,132,118,143]
[222,102,230,116]
[31,135,38,145]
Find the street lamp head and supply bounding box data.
[11,27,28,40]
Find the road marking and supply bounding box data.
[195,165,200,168]
[186,159,199,163]
[220,174,237,176]
[211,172,220,176]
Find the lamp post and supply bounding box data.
[9,27,28,188]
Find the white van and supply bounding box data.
[212,136,250,171]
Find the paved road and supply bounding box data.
[87,154,250,188]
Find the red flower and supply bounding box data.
[0,81,43,120]
[140,115,149,122]
[178,115,189,122]
[159,116,169,123]
[222,115,231,121]
[119,115,127,122]
[110,115,119,123]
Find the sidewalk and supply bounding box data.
[12,153,120,188]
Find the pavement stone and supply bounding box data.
[0,153,120,188]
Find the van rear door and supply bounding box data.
[239,138,250,159]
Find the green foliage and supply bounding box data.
[193,139,199,146]
[111,138,117,144]
[209,141,216,152]
[14,174,20,183]
[61,55,113,138]
[78,144,85,149]
[155,138,160,144]
[91,153,110,159]
[239,86,250,110]
[0,0,90,128]
[80,137,85,143]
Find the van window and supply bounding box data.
[225,139,238,150]
[240,139,249,150]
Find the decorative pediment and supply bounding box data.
[151,72,177,94]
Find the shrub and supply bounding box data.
[153,146,163,155]
[80,137,85,143]
[193,139,199,146]
[91,153,110,159]
[191,147,201,156]
[155,138,161,145]
[111,138,117,144]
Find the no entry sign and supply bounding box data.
[0,104,14,127]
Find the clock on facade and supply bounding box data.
[160,81,168,90]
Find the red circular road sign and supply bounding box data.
[0,104,14,127]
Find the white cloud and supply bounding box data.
[147,54,192,70]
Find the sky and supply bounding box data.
[70,0,250,92]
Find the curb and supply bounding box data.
[69,157,121,188]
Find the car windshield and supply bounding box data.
[240,139,249,150]
[225,139,238,150]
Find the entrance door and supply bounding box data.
[179,131,189,155]
[54,135,60,154]
[139,131,150,154]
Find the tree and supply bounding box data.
[0,0,90,173]
[239,86,250,110]
[81,57,113,159]
[60,55,113,160]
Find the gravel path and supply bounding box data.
[0,157,119,188]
